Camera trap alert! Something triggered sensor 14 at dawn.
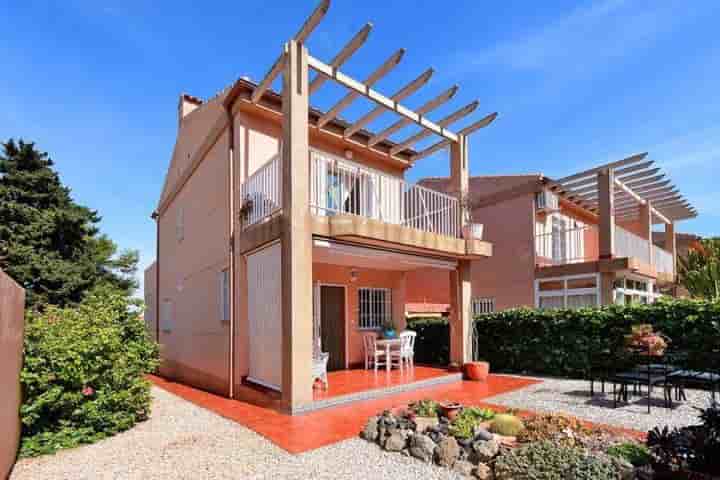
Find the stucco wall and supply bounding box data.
[471,194,537,310]
[143,261,157,343]
[0,269,25,479]
[313,263,406,368]
[404,267,451,306]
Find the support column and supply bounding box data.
[394,272,407,332]
[665,221,677,279]
[280,40,313,411]
[639,201,653,267]
[598,169,615,306]
[449,135,472,365]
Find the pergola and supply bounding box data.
[547,153,697,225]
[250,0,497,165]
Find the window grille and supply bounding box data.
[358,288,391,329]
[472,297,495,315]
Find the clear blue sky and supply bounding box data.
[2,0,719,297]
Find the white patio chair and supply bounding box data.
[362,332,386,371]
[312,352,329,390]
[398,330,417,369]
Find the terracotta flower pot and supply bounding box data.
[464,361,490,381]
[440,402,463,421]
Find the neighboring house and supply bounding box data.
[407,156,697,313]
[144,2,496,413]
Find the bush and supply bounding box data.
[19,288,159,457]
[474,299,720,377]
[490,413,524,436]
[406,317,449,366]
[606,442,651,467]
[448,407,495,439]
[494,440,620,480]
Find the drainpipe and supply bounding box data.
[226,106,236,399]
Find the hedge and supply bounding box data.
[474,299,720,378]
[407,317,450,366]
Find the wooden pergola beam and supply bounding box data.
[368,85,459,147]
[251,0,331,103]
[343,67,434,138]
[390,101,479,155]
[560,161,656,191]
[409,112,498,161]
[555,152,648,184]
[309,22,373,94]
[616,168,662,184]
[312,49,407,128]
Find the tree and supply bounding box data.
[0,138,138,308]
[678,237,720,300]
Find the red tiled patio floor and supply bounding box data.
[149,372,538,454]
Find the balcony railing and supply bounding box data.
[240,155,282,229]
[535,225,597,266]
[615,226,651,265]
[310,150,460,238]
[654,245,675,275]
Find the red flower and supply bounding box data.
[82,386,94,397]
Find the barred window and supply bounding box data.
[472,297,495,315]
[358,288,391,330]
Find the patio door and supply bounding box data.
[320,285,346,371]
[247,243,282,391]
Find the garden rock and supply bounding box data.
[473,463,494,480]
[361,416,379,442]
[384,432,406,452]
[454,460,475,477]
[414,416,438,433]
[409,433,436,463]
[435,435,460,468]
[473,439,500,463]
[473,426,493,442]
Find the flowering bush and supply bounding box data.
[19,288,159,457]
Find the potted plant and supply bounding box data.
[382,319,397,339]
[439,401,463,421]
[625,324,668,356]
[239,195,254,221]
[464,359,490,382]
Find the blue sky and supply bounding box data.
[2,0,719,297]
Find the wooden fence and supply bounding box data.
[0,269,25,478]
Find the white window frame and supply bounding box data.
[219,269,230,321]
[472,297,495,315]
[613,275,661,305]
[358,287,392,330]
[535,273,600,310]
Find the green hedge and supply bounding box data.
[20,288,159,457]
[474,299,720,377]
[407,317,450,366]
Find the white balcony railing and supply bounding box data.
[310,150,460,238]
[654,246,675,275]
[240,155,282,228]
[615,226,651,265]
[535,225,597,266]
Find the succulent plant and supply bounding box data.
[490,413,525,437]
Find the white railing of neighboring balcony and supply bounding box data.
[310,149,460,238]
[535,225,596,265]
[240,155,282,229]
[615,226,651,265]
[654,245,675,275]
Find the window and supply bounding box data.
[160,300,173,332]
[358,288,391,330]
[176,206,184,242]
[472,297,495,315]
[536,274,600,310]
[219,269,230,321]
[613,275,660,305]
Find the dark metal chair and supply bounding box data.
[610,346,673,414]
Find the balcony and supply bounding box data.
[654,245,675,276]
[535,224,598,266]
[239,150,478,256]
[614,226,651,265]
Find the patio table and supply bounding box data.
[376,338,402,373]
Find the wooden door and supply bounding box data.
[320,286,346,371]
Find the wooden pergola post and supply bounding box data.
[449,135,472,365]
[598,168,615,305]
[280,40,313,411]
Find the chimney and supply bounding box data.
[178,93,202,128]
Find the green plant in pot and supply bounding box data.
[382,319,397,339]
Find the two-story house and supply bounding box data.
[144,1,496,414]
[407,155,696,314]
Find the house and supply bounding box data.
[144,1,496,414]
[407,157,697,313]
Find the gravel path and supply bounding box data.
[11,386,466,480]
[486,375,715,432]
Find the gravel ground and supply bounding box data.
[11,386,466,480]
[487,375,716,432]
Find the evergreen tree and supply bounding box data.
[0,138,138,308]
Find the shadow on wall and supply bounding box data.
[0,268,25,479]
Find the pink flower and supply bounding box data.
[82,386,94,397]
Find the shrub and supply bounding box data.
[448,407,495,439]
[474,299,720,377]
[606,442,651,467]
[489,413,524,436]
[406,317,449,366]
[19,288,159,457]
[494,440,620,480]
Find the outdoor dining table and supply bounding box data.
[375,338,402,372]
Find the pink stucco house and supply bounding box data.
[144,1,497,413]
[406,159,697,314]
